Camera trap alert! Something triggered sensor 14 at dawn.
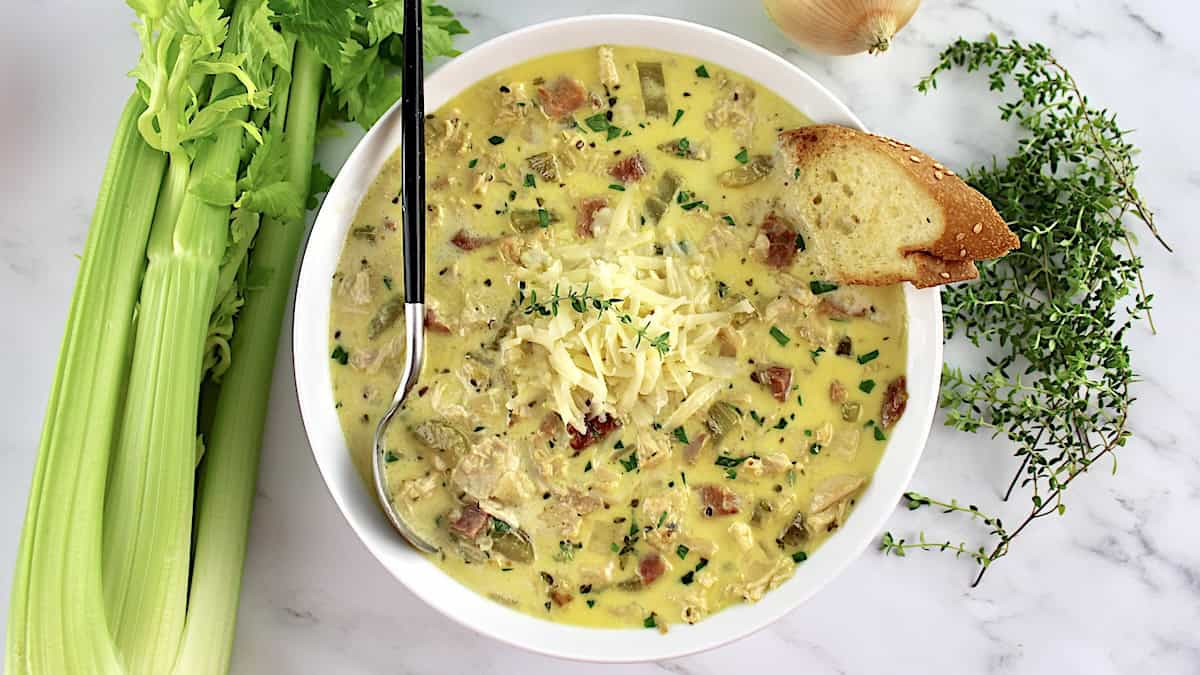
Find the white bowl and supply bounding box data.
[293,14,941,663]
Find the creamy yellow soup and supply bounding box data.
[329,46,908,630]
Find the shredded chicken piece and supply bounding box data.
[336,269,372,306]
[762,452,791,474]
[728,522,755,551]
[706,73,757,146]
[450,438,535,524]
[540,488,603,538]
[349,334,403,373]
[494,82,531,127]
[598,46,620,88]
[727,557,793,603]
[398,473,439,502]
[425,111,472,156]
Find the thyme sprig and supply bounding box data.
[882,36,1166,586]
[519,284,671,357]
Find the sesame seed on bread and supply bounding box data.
[773,124,1019,288]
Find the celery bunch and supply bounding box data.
[6,1,466,674]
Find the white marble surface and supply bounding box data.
[2,1,1199,673]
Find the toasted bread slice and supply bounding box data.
[773,125,1018,288]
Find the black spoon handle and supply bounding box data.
[401,0,425,303]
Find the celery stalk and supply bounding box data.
[174,43,325,674]
[104,79,253,675]
[6,94,166,675]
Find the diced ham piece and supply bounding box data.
[576,197,608,238]
[638,552,666,585]
[751,365,793,402]
[699,484,741,516]
[568,414,621,454]
[549,589,574,607]
[450,229,493,251]
[424,309,452,334]
[449,503,490,539]
[608,154,649,184]
[538,77,588,119]
[760,213,798,269]
[881,376,909,429]
[829,380,846,403]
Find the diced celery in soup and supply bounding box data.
[329,46,908,629]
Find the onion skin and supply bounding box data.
[763,0,921,56]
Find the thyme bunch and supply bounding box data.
[880,36,1167,586]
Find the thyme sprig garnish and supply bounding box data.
[519,283,671,357]
[881,36,1167,586]
[521,282,622,318]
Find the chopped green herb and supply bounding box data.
[796,393,804,406]
[792,551,808,563]
[491,519,511,535]
[794,167,801,179]
[725,468,738,480]
[608,183,626,191]
[749,410,765,426]
[810,280,838,295]
[774,418,788,430]
[795,232,806,251]
[330,345,349,365]
[381,275,393,291]
[537,208,551,228]
[584,113,609,132]
[524,173,536,187]
[614,439,625,449]
[680,471,688,486]
[657,510,668,528]
[383,450,399,463]
[487,135,505,145]
[467,158,478,168]
[810,346,825,362]
[644,613,658,629]
[809,443,822,455]
[717,280,729,298]
[619,452,639,473]
[769,325,791,346]
[721,214,737,227]
[734,148,749,164]
[680,200,707,211]
[672,109,684,126]
[610,542,619,553]
[586,599,596,608]
[557,540,576,562]
[695,64,710,78]
[857,350,880,364]
[859,379,877,394]
[714,455,754,467]
[672,426,689,444]
[606,125,623,141]
[676,544,690,560]
[873,425,888,441]
[695,558,709,571]
[584,460,593,472]
[680,571,695,585]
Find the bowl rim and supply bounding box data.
[293,13,941,663]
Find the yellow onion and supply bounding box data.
[764,0,921,55]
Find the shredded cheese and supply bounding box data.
[501,191,752,432]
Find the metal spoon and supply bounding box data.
[371,0,437,554]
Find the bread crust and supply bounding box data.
[778,125,1018,288]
